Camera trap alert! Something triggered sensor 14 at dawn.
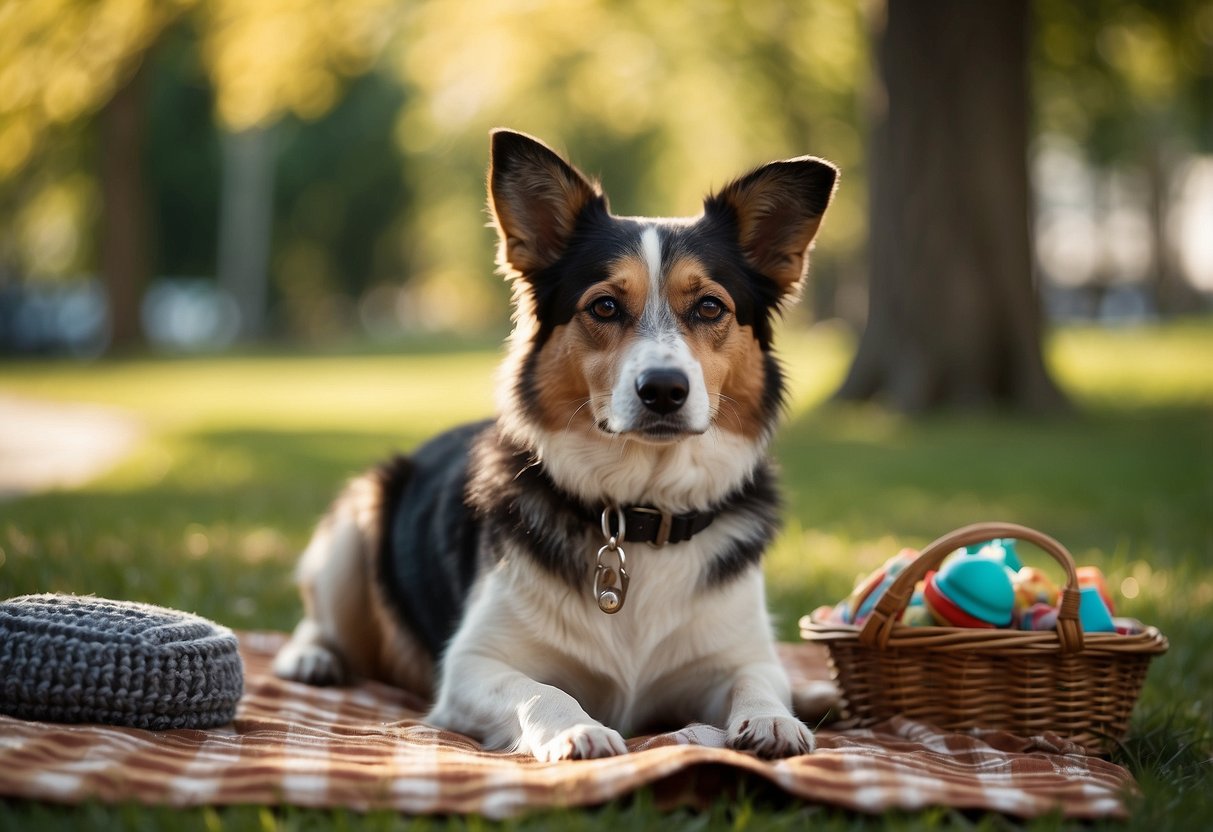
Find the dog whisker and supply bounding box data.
[564,399,594,433]
[712,394,745,432]
[562,395,612,435]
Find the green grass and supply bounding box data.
[1,321,1211,830]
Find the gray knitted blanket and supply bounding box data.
[0,594,243,730]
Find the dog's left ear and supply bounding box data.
[488,129,604,277]
[705,157,838,299]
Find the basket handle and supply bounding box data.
[857,522,1085,654]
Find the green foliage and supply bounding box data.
[0,0,872,331]
[5,0,1209,336]
[0,0,191,181]
[387,0,870,327]
[1,323,1211,829]
[1034,0,1213,161]
[271,68,412,334]
[0,0,397,290]
[146,23,222,278]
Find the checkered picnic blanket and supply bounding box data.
[0,631,1134,819]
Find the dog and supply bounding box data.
[273,129,837,761]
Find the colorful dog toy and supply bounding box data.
[1012,566,1061,611]
[923,556,1016,628]
[1077,566,1115,615]
[812,537,1142,638]
[965,538,1023,572]
[1018,601,1060,631]
[1078,586,1117,632]
[848,548,918,625]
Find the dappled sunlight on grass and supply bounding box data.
[0,488,306,632]
[0,422,457,631]
[1049,322,1213,407]
[774,403,1209,555]
[0,350,500,433]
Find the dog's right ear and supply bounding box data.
[488,129,603,276]
[704,156,837,303]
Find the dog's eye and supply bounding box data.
[589,297,620,321]
[694,297,726,322]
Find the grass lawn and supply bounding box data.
[1,322,1211,830]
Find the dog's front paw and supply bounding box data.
[532,724,628,762]
[272,641,346,686]
[727,714,815,758]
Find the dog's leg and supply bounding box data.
[428,655,627,762]
[273,512,376,686]
[722,661,815,758]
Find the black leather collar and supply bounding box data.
[603,504,715,547]
[521,451,717,547]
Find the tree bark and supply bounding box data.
[1144,137,1203,317]
[217,126,276,340]
[99,59,152,352]
[835,0,1067,413]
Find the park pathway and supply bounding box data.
[0,394,144,501]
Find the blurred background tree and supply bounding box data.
[836,0,1072,412]
[1,0,1210,406]
[1034,0,1213,319]
[0,0,399,349]
[0,0,193,348]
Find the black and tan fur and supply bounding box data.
[274,130,837,761]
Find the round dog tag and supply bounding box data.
[597,588,622,614]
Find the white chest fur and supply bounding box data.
[446,520,777,736]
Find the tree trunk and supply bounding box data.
[99,60,152,352]
[217,126,276,340]
[1144,137,1203,318]
[835,0,1067,413]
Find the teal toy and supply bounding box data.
[1077,566,1115,615]
[965,538,1023,572]
[931,556,1016,627]
[1078,586,1117,632]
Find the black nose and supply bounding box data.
[636,368,689,415]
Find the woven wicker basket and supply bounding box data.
[800,522,1168,755]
